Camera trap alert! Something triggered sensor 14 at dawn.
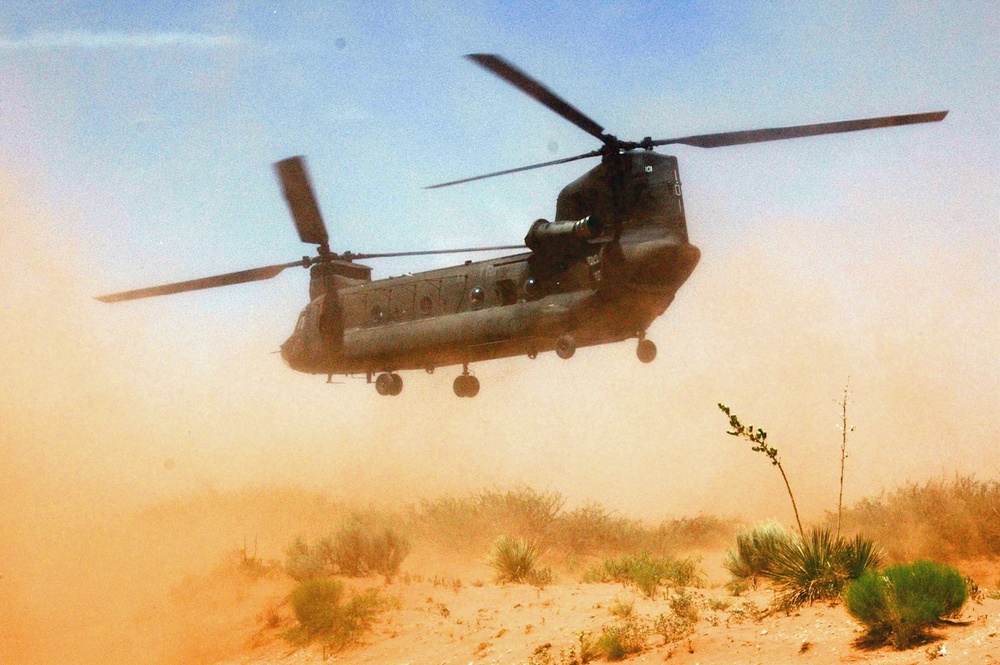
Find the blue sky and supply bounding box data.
[1,1,998,517]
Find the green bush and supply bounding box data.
[583,552,701,598]
[488,536,551,585]
[845,560,968,649]
[289,578,389,650]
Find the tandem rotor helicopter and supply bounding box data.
[98,54,947,397]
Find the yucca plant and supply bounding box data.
[768,527,847,609]
[766,527,883,610]
[488,535,543,584]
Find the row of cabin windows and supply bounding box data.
[363,278,521,326]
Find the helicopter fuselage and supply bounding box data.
[280,152,700,380]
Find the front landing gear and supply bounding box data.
[453,365,480,398]
[375,372,403,396]
[637,338,657,364]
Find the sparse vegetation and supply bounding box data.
[845,560,968,649]
[419,486,734,559]
[288,578,390,651]
[583,552,701,598]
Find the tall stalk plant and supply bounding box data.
[836,380,854,538]
[718,403,804,539]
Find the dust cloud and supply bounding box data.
[1,170,997,663]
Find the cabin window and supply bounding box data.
[419,295,433,315]
[470,286,485,307]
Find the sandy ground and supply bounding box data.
[206,555,1000,665]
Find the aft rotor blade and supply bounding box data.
[425,149,602,189]
[649,111,949,149]
[95,261,303,303]
[275,156,329,247]
[351,244,526,260]
[467,54,611,144]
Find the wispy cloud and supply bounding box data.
[0,30,246,51]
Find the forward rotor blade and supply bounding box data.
[275,156,329,247]
[95,261,303,303]
[467,54,611,144]
[349,244,526,260]
[425,149,602,189]
[649,111,948,149]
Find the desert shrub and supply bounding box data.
[846,560,967,648]
[289,579,389,650]
[420,487,564,549]
[650,514,738,552]
[583,552,701,598]
[839,475,1000,561]
[724,521,794,586]
[286,520,410,582]
[555,503,646,556]
[285,536,330,581]
[329,522,410,580]
[488,536,551,585]
[595,616,650,660]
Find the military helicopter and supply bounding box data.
[98,54,947,397]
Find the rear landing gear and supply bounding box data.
[453,365,480,398]
[375,372,403,396]
[637,338,657,363]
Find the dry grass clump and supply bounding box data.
[838,475,1000,561]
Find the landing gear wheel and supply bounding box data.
[388,373,403,396]
[453,373,480,398]
[637,339,657,363]
[375,372,393,396]
[555,334,576,360]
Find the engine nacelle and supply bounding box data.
[524,216,604,254]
